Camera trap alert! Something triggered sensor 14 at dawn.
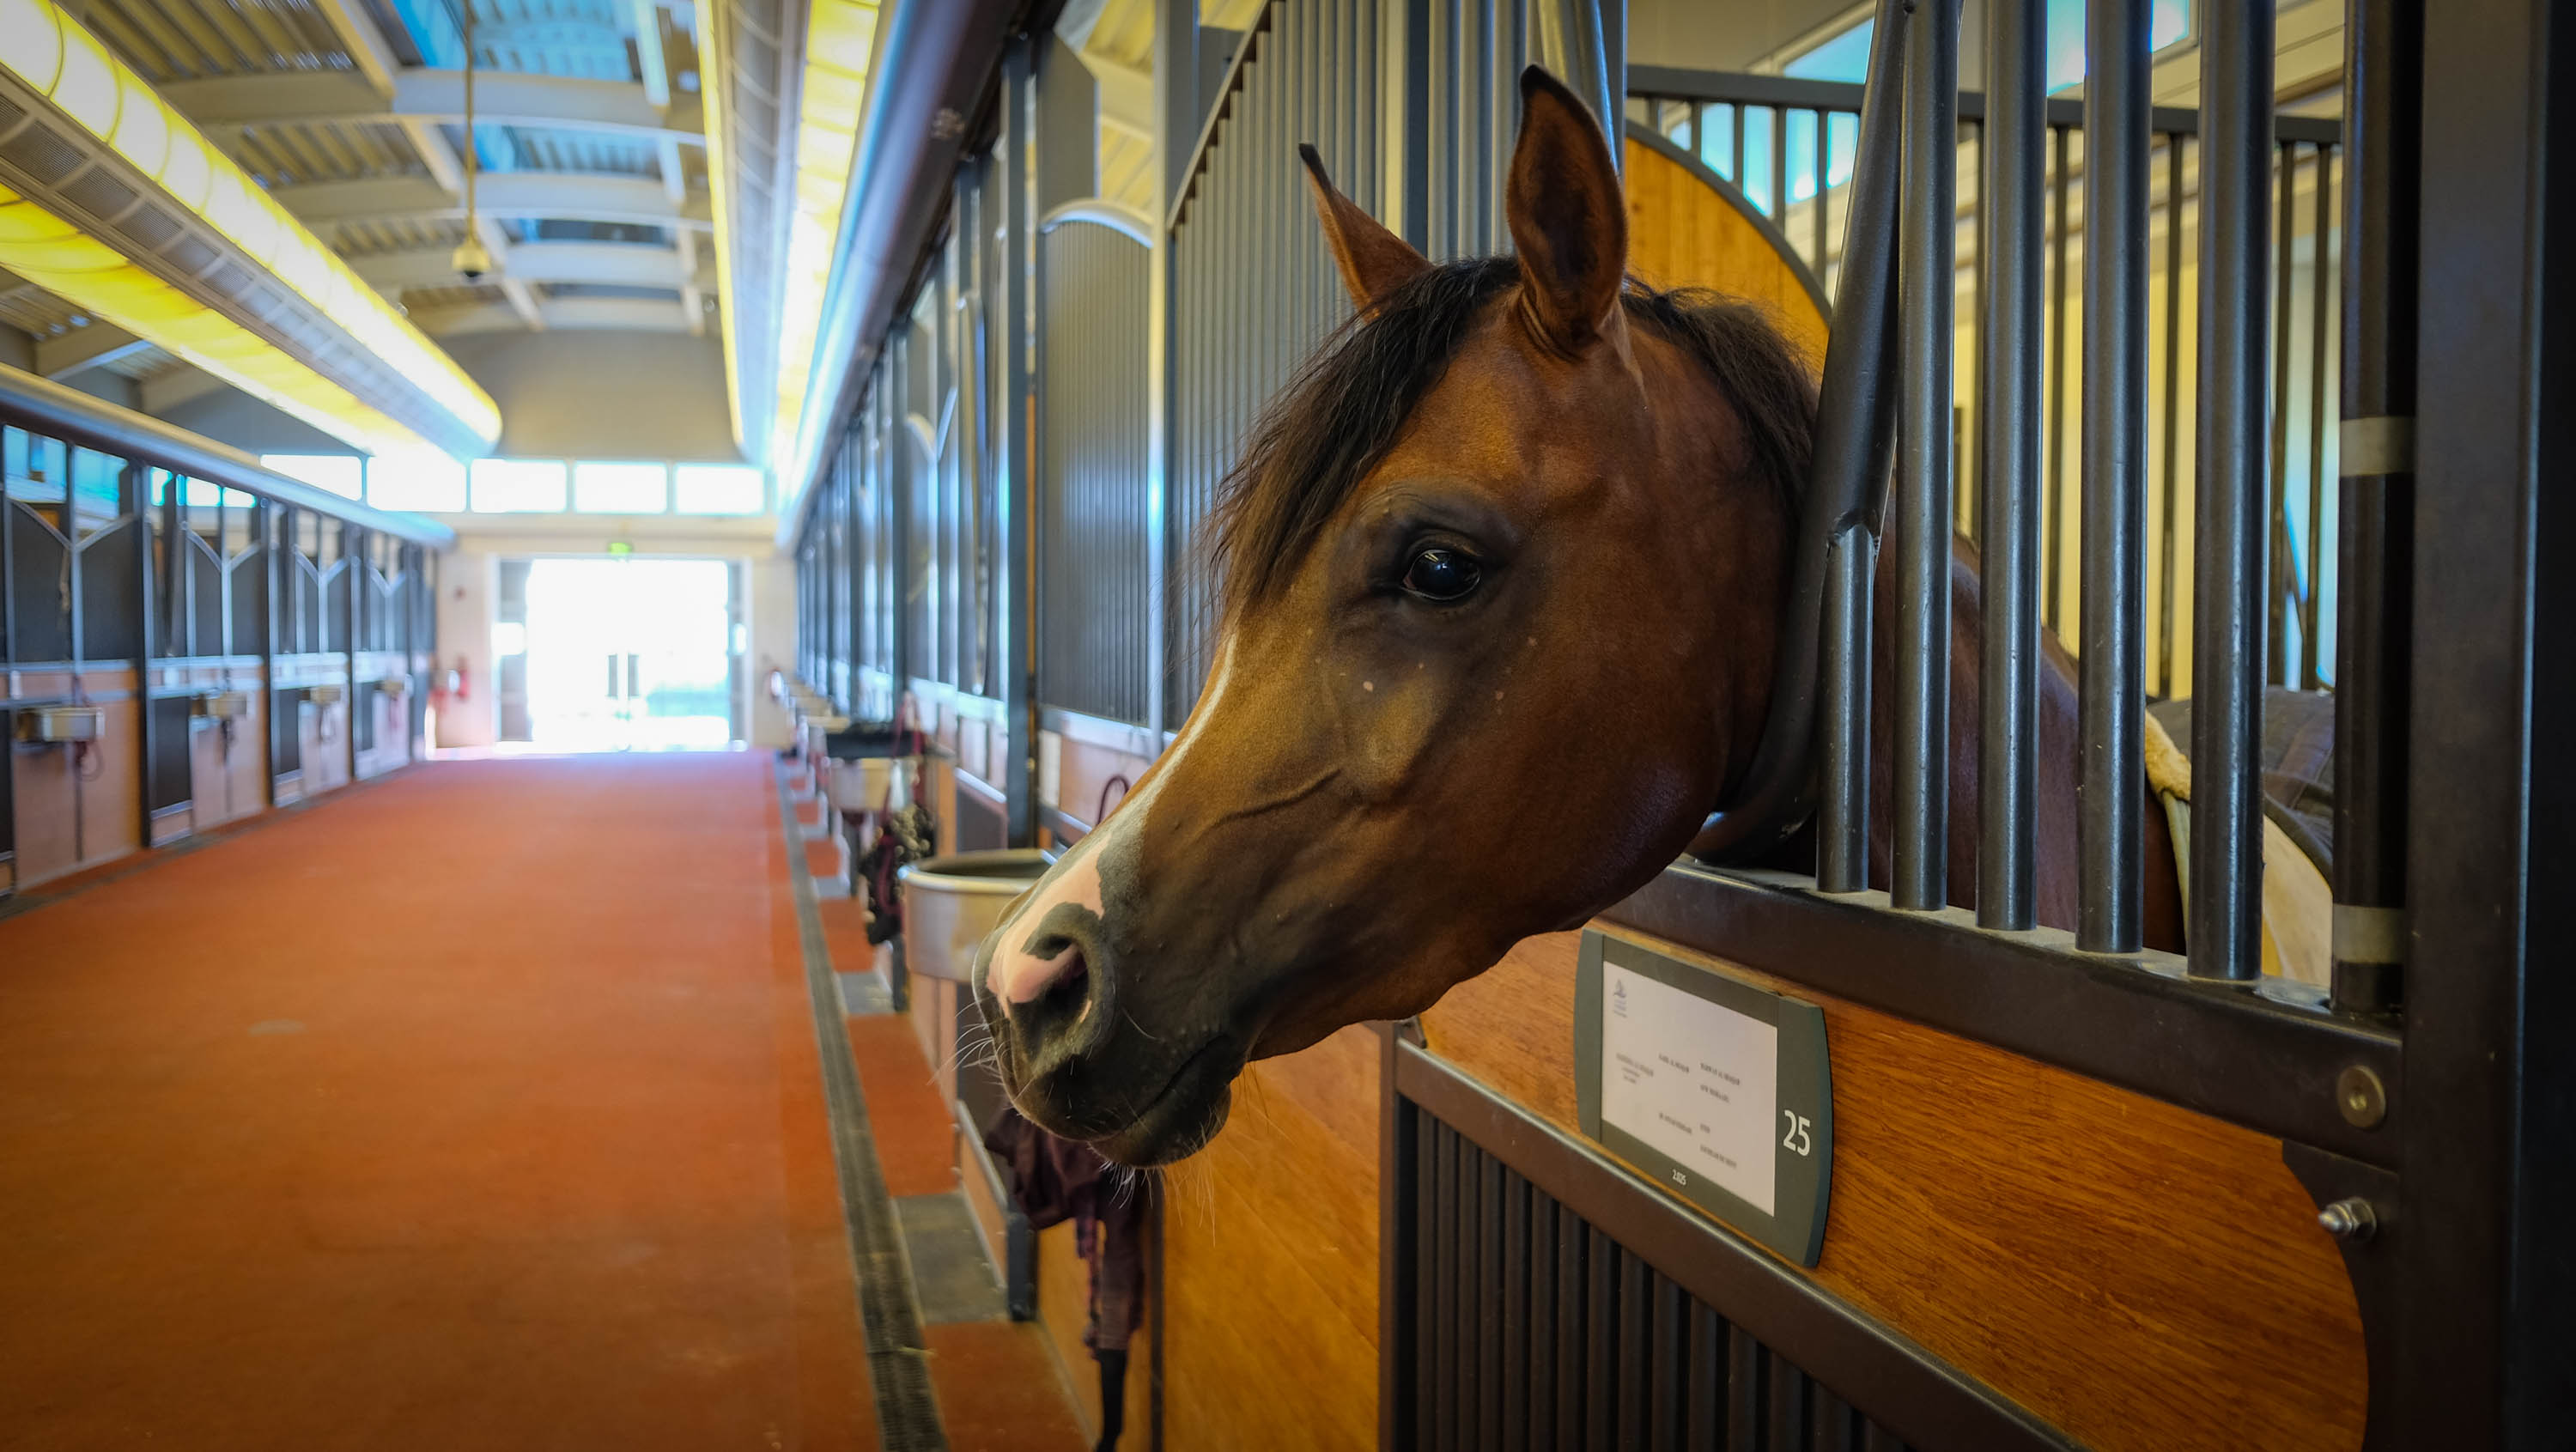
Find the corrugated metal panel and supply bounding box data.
[1399,1107,1915,1452]
[1167,0,1380,727]
[1036,216,1151,726]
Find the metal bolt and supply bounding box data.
[2318,1198,2378,1243]
[2336,1064,2388,1129]
[932,106,967,142]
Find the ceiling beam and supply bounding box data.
[276,174,713,230]
[36,323,150,380]
[352,240,714,291]
[407,296,702,337]
[156,70,706,144]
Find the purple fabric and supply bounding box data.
[983,1107,1147,1354]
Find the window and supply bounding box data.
[260,453,363,500]
[368,453,468,513]
[673,463,766,514]
[471,458,569,513]
[574,460,670,513]
[1783,0,2192,93]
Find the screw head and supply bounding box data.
[2336,1065,2389,1129]
[2318,1197,2379,1243]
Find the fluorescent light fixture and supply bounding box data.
[0,0,501,454]
[573,460,670,513]
[673,463,765,514]
[769,0,881,467]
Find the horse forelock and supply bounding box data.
[1202,257,1820,634]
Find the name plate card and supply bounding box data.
[1575,931,1833,1267]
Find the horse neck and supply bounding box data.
[1862,534,2087,925]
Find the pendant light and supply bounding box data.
[449,0,494,281]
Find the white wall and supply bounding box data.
[428,515,794,751]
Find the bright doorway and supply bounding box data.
[519,557,738,750]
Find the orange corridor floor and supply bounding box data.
[0,753,1085,1451]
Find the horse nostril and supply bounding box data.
[1011,946,1109,1070]
[1040,952,1091,1022]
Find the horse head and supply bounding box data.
[973,67,1818,1165]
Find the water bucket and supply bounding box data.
[896,849,1053,983]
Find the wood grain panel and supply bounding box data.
[1051,737,1151,829]
[76,698,141,867]
[1623,136,1832,364]
[1159,1024,1381,1452]
[1035,1218,1103,1440]
[1420,926,2366,1452]
[11,738,77,886]
[224,696,266,823]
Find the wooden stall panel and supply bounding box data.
[1622,135,1832,361]
[76,696,141,869]
[9,737,77,887]
[1419,927,2367,1452]
[1048,735,1152,829]
[188,719,228,830]
[1160,1023,1381,1452]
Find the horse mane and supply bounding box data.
[1206,254,1820,623]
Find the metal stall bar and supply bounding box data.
[2302,144,2334,691]
[2189,0,2272,984]
[2078,0,2148,954]
[2158,137,2185,698]
[1978,0,2044,932]
[998,36,1036,844]
[1717,0,1909,884]
[2268,137,2297,688]
[2331,0,2417,1017]
[2046,124,2071,636]
[1892,0,1958,910]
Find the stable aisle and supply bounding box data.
[0,755,874,1449]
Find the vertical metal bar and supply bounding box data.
[1500,1171,1528,1452]
[1414,1115,1438,1451]
[1812,109,1830,272]
[1552,1207,1583,1448]
[2079,0,2148,953]
[1965,115,1984,547]
[1893,0,1957,910]
[1771,104,1789,219]
[2269,138,2297,687]
[1724,1323,1761,1449]
[2045,124,2071,634]
[2190,0,2271,983]
[1810,0,1912,892]
[1979,0,2043,932]
[1530,0,1619,162]
[1146,0,1195,736]
[2159,134,2184,698]
[1583,1229,1614,1452]
[1526,1188,1556,1441]
[1683,1304,1721,1448]
[2303,143,2333,691]
[1647,1277,1682,1451]
[998,39,1036,844]
[1614,1253,1649,1447]
[2331,0,2417,1016]
[1476,1152,1502,1451]
[1732,101,1747,187]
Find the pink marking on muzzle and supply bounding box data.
[989,844,1108,1005]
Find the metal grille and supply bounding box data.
[1628,74,2347,700]
[1036,213,1151,726]
[1396,1104,1911,1452]
[1168,0,1382,727]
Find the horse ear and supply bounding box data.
[1300,143,1431,313]
[1504,65,1628,355]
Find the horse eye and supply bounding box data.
[1400,547,1481,602]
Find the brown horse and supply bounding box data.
[973,67,2179,1166]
